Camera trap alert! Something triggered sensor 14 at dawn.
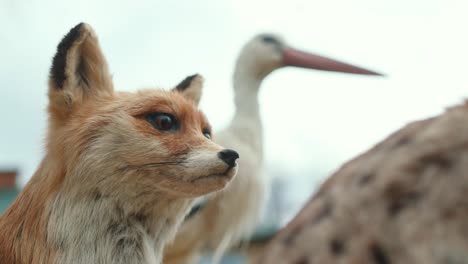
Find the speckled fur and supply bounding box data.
[257,102,468,263]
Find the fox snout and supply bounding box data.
[218,149,239,169]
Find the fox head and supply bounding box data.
[46,23,238,200]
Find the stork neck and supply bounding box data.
[230,66,264,158]
[233,68,263,120]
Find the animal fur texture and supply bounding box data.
[0,23,238,264]
[256,101,468,263]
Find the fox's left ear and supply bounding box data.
[48,23,113,122]
[172,74,204,106]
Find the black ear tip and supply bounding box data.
[71,22,85,33]
[57,23,85,55]
[50,23,86,89]
[175,74,200,91]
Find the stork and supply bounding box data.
[164,34,382,264]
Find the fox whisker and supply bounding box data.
[120,161,188,171]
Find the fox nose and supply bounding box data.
[218,149,239,168]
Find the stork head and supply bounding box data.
[237,33,383,79]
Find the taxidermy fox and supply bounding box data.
[0,23,239,264]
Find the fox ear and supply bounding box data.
[48,23,113,118]
[172,74,204,106]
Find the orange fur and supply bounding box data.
[0,23,237,264]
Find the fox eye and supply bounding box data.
[202,129,211,139]
[145,112,178,132]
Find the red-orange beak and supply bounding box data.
[283,47,383,76]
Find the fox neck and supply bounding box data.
[49,181,192,264]
[0,156,193,264]
[231,62,265,157]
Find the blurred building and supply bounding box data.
[0,169,19,214]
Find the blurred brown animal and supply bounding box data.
[256,102,468,263]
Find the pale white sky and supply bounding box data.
[1,0,467,206]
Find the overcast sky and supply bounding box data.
[1,0,467,208]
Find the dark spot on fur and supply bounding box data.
[388,191,421,216]
[420,152,452,170]
[407,151,454,173]
[50,23,84,89]
[370,243,390,264]
[92,190,102,201]
[128,212,148,232]
[175,74,198,91]
[133,212,146,224]
[385,181,421,216]
[329,238,346,256]
[294,256,309,264]
[394,136,410,148]
[311,201,333,224]
[358,172,375,186]
[442,208,457,220]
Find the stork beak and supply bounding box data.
[283,47,383,76]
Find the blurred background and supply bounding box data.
[1,0,468,262]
